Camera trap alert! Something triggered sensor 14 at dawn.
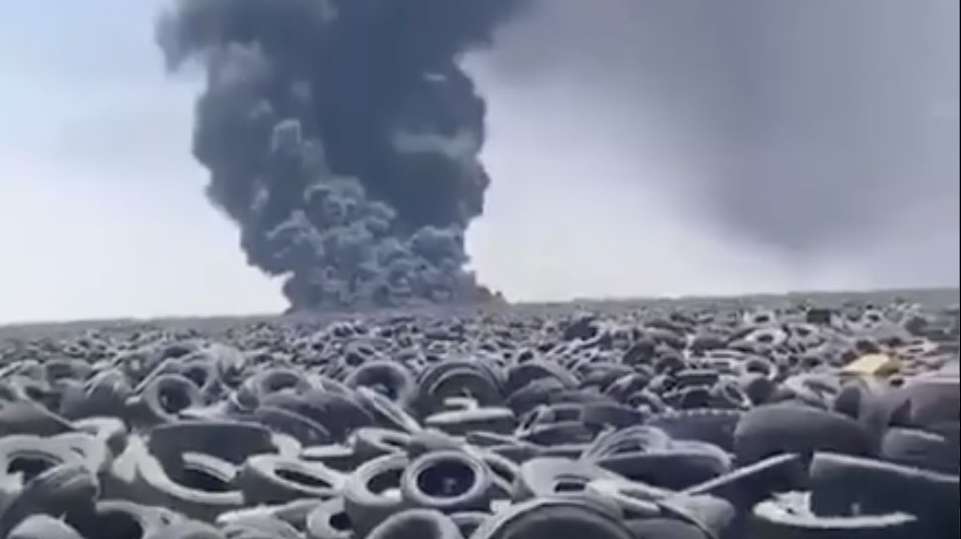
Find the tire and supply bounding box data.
[505,378,565,418]
[133,445,245,522]
[67,499,182,539]
[306,497,354,539]
[240,368,313,407]
[6,515,85,539]
[219,514,302,539]
[345,360,418,409]
[733,403,873,465]
[596,441,732,491]
[624,518,709,539]
[880,427,958,474]
[645,409,743,452]
[682,453,806,509]
[291,390,374,442]
[750,492,919,539]
[422,368,504,416]
[505,361,578,396]
[366,508,464,539]
[58,368,132,421]
[176,358,225,403]
[127,374,202,427]
[401,450,493,513]
[140,519,226,539]
[252,405,332,446]
[0,463,99,538]
[146,421,277,467]
[50,431,113,476]
[449,511,490,538]
[0,398,75,438]
[580,402,644,430]
[301,444,359,472]
[584,478,664,518]
[343,453,409,536]
[216,498,323,531]
[355,387,422,435]
[469,497,634,539]
[72,416,129,458]
[808,452,958,535]
[352,427,412,462]
[511,457,619,502]
[237,454,344,505]
[424,408,517,437]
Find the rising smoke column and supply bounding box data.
[156,0,524,311]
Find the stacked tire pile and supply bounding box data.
[0,300,957,538]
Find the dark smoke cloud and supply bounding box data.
[479,0,960,254]
[156,0,525,310]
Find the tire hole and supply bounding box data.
[158,388,191,413]
[416,460,474,497]
[180,466,234,493]
[8,456,56,482]
[276,467,332,489]
[554,479,587,493]
[329,511,352,531]
[367,468,403,495]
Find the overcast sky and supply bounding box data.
[1,0,958,324]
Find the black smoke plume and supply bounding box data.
[156,0,524,311]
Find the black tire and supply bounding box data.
[239,368,312,407]
[505,360,578,396]
[72,416,129,458]
[343,453,409,536]
[6,515,85,539]
[216,498,323,531]
[176,358,225,403]
[750,492,919,539]
[366,508,464,539]
[401,450,493,513]
[305,497,354,539]
[682,453,806,509]
[301,444,359,472]
[127,374,202,427]
[0,463,99,538]
[511,457,618,502]
[0,398,75,438]
[67,499,182,539]
[0,434,86,483]
[449,511,491,538]
[352,427,412,462]
[139,518,226,539]
[624,518,709,539]
[237,454,344,505]
[733,403,873,465]
[596,441,732,491]
[295,390,374,442]
[58,368,132,421]
[345,360,418,409]
[584,478,665,518]
[252,405,332,446]
[580,402,644,430]
[469,497,634,539]
[808,452,959,535]
[880,427,959,474]
[645,409,743,452]
[50,431,112,476]
[133,444,245,521]
[220,514,302,539]
[425,407,516,437]
[146,421,278,467]
[355,387,422,435]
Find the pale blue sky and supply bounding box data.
[1,1,958,324]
